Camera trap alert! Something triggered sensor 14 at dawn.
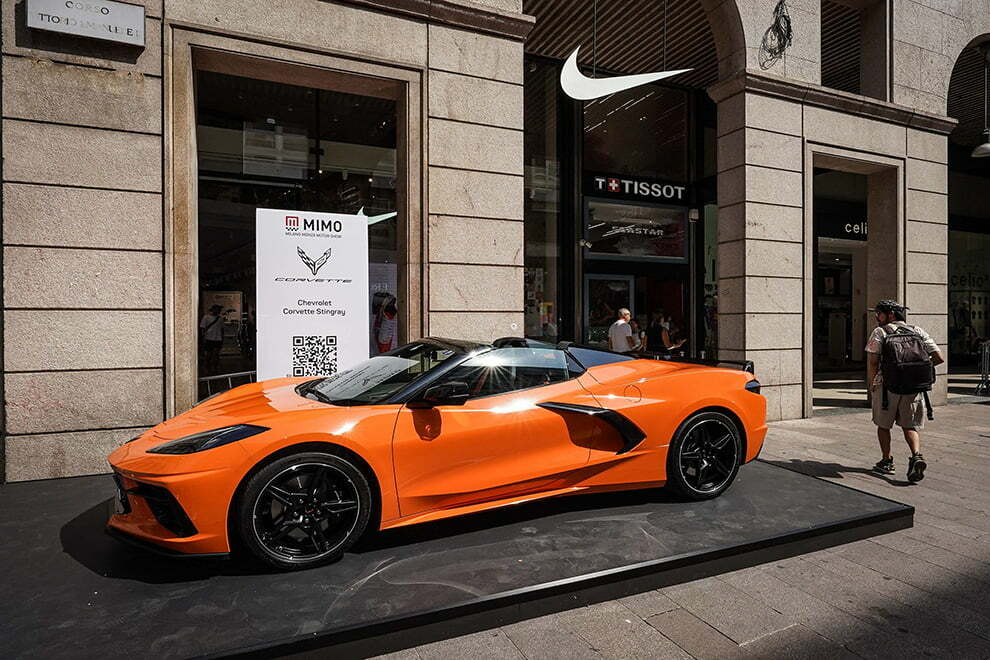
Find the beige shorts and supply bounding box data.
[872,389,924,430]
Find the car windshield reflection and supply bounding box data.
[303,341,470,406]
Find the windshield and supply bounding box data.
[302,341,468,406]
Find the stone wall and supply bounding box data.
[426,24,525,340]
[892,0,990,116]
[715,92,806,421]
[1,0,165,481]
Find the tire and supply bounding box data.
[665,411,743,501]
[236,451,372,571]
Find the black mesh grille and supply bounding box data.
[130,483,197,537]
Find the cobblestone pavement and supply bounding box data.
[373,402,990,660]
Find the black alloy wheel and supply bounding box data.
[237,452,372,570]
[666,411,742,500]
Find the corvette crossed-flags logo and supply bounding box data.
[297,247,332,276]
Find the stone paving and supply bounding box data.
[374,402,990,659]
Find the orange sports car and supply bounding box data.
[107,338,767,570]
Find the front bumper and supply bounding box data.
[105,506,230,559]
[106,439,249,555]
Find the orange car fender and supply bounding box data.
[233,407,401,526]
[663,388,764,462]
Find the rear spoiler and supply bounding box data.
[630,351,755,374]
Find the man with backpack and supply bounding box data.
[865,300,944,483]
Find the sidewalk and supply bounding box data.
[376,402,990,659]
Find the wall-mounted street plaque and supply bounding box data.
[26,0,145,47]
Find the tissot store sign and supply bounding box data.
[586,172,690,204]
[26,0,145,46]
[256,209,369,381]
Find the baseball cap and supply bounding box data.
[870,299,908,313]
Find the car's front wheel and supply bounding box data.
[237,451,372,570]
[665,411,742,500]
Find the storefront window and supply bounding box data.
[195,69,401,398]
[581,84,691,348]
[583,84,688,181]
[523,59,561,342]
[949,229,990,364]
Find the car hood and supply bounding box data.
[150,377,329,440]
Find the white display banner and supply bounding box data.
[256,209,369,381]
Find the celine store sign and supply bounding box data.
[26,0,145,47]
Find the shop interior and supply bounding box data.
[812,170,870,408]
[522,56,718,356]
[194,67,401,398]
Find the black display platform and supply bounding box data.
[0,461,911,659]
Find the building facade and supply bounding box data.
[1,0,988,482]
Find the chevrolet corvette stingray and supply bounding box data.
[107,338,767,570]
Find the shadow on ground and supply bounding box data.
[763,458,914,488]
[60,487,685,584]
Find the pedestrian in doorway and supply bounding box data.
[607,308,636,353]
[866,299,943,483]
[199,304,225,375]
[629,318,647,351]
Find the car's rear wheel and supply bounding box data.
[237,451,372,570]
[665,411,742,500]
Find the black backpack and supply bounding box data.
[879,324,935,418]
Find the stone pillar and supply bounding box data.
[865,167,901,308]
[1,3,165,481]
[714,91,805,422]
[851,245,868,361]
[425,25,526,341]
[905,129,949,405]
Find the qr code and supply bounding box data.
[292,335,338,377]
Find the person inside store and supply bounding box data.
[660,313,686,353]
[199,304,225,374]
[374,295,399,354]
[607,308,637,353]
[646,311,665,352]
[629,318,647,352]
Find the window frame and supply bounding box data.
[168,30,423,415]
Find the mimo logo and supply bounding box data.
[285,215,300,231]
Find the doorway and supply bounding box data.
[581,197,690,349]
[812,169,870,408]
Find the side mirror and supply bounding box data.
[408,381,470,409]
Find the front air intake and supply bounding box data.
[130,483,197,537]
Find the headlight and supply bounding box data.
[148,424,269,454]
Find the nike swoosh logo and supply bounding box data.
[559,46,692,100]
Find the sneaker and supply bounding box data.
[873,457,895,475]
[908,453,927,483]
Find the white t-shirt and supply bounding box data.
[608,319,634,353]
[865,322,938,355]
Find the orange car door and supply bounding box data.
[391,348,601,517]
